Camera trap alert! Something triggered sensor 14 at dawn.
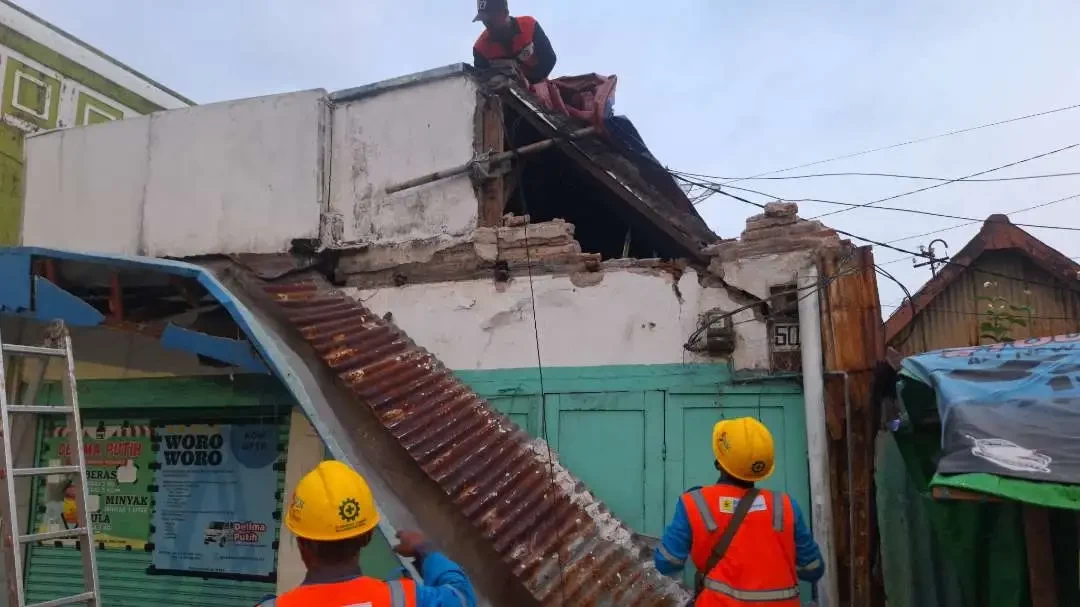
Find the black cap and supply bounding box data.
[474,0,508,22]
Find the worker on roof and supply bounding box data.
[255,460,476,607]
[654,417,824,606]
[472,0,557,85]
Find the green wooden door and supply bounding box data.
[543,392,665,536]
[663,387,813,602]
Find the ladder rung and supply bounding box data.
[7,405,75,415]
[2,344,66,358]
[27,591,97,607]
[13,465,80,477]
[20,527,88,544]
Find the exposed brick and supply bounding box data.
[741,220,835,242]
[745,213,799,232]
[765,201,799,218]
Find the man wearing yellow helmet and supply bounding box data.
[653,417,823,606]
[256,460,476,607]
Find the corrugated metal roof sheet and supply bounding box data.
[262,279,689,606]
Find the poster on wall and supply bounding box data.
[36,420,154,550]
[149,423,280,581]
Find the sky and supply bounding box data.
[15,0,1080,313]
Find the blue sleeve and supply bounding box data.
[789,497,825,582]
[653,496,692,576]
[413,551,477,607]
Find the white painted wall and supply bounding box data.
[22,90,327,257]
[346,268,772,371]
[327,75,480,251]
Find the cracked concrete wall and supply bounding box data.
[327,74,480,251]
[345,267,771,370]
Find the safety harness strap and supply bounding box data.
[703,579,799,602]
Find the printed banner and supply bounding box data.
[902,333,1080,484]
[150,423,279,580]
[36,420,154,550]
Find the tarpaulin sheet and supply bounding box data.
[529,73,616,130]
[901,333,1080,485]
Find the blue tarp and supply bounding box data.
[901,334,1080,484]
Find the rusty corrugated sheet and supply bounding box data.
[261,279,688,606]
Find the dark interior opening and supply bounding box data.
[502,112,665,260]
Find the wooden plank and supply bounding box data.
[930,486,1002,502]
[1023,505,1058,607]
[818,246,886,607]
[477,95,505,227]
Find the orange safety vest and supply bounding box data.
[682,485,800,607]
[473,16,540,69]
[272,576,417,607]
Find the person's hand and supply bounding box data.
[393,530,432,558]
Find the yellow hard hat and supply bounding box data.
[712,417,775,483]
[286,460,380,541]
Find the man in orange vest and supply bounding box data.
[653,417,824,606]
[256,460,476,607]
[472,0,557,85]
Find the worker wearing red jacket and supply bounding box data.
[472,0,557,85]
[256,461,475,607]
[654,417,824,606]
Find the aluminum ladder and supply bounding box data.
[0,321,100,607]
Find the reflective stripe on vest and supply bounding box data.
[773,492,785,532]
[703,579,800,602]
[688,488,718,532]
[388,580,406,607]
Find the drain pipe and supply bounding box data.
[798,265,838,607]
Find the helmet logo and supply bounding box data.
[751,460,767,475]
[339,497,361,522]
[719,431,731,453]
[478,0,488,9]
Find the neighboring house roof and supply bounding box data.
[0,246,689,606]
[0,0,193,109]
[884,214,1080,344]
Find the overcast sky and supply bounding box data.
[16,0,1080,312]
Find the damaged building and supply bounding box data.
[0,64,878,606]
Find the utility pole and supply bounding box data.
[913,239,949,276]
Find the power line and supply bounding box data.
[713,101,1080,186]
[713,183,1080,232]
[809,143,1080,220]
[673,169,1080,183]
[712,188,1080,296]
[886,192,1080,244]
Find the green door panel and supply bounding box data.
[485,393,542,437]
[542,391,665,535]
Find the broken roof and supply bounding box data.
[500,82,718,259]
[333,63,719,261]
[884,214,1080,344]
[0,246,690,606]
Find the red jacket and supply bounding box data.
[473,16,556,84]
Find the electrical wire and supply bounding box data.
[885,192,1080,244]
[712,187,1080,296]
[507,115,567,603]
[708,182,1080,232]
[671,170,1080,183]
[714,101,1080,186]
[809,143,1080,220]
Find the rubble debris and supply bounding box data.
[704,201,842,265]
